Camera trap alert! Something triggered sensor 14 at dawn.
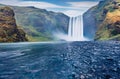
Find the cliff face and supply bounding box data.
[10,6,69,41]
[83,7,97,40]
[84,0,120,40]
[94,0,120,40]
[95,10,120,40]
[0,7,27,42]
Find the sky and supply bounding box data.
[0,0,101,17]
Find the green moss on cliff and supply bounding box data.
[94,0,120,41]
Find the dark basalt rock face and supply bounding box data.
[0,7,27,42]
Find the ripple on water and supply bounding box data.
[0,41,120,79]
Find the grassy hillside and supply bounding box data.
[86,0,120,40]
[10,6,69,41]
[9,6,69,41]
[0,4,69,42]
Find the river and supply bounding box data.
[0,41,120,79]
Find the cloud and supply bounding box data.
[0,0,99,17]
[0,0,19,5]
[64,1,99,16]
[17,1,65,9]
[67,1,99,8]
[0,0,63,9]
[63,10,84,17]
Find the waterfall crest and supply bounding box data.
[68,15,85,41]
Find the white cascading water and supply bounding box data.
[68,15,85,41]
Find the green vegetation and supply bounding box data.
[93,0,120,41]
[10,6,69,42]
[0,4,69,42]
[26,35,51,42]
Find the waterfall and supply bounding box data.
[68,15,85,41]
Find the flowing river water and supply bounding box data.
[0,41,120,79]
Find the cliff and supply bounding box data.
[10,6,69,41]
[84,0,120,41]
[0,7,27,42]
[83,7,97,40]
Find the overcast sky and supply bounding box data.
[0,0,101,17]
